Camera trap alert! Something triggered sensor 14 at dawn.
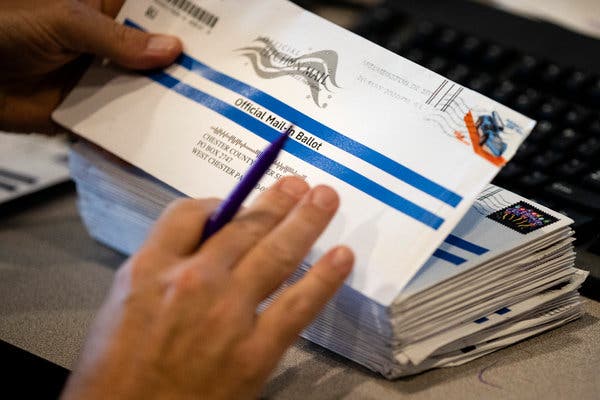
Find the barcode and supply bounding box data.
[165,0,219,28]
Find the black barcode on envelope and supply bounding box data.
[165,0,219,28]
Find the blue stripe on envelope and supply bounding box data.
[444,234,488,255]
[123,19,463,208]
[150,71,444,229]
[432,249,467,265]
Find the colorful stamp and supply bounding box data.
[487,202,558,234]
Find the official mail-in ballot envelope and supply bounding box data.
[53,0,535,305]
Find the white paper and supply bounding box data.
[68,142,584,378]
[53,0,534,305]
[400,185,574,299]
[0,132,70,204]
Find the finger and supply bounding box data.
[55,1,182,69]
[87,0,127,18]
[232,185,339,303]
[100,0,126,17]
[0,56,89,134]
[189,176,309,270]
[0,86,62,134]
[253,246,353,353]
[144,198,220,256]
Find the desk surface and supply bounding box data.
[0,188,599,399]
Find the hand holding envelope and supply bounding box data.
[1,1,357,397]
[0,0,181,133]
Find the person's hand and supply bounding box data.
[0,0,183,133]
[61,176,354,400]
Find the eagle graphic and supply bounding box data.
[238,38,341,108]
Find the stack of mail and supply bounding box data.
[69,142,587,378]
[55,0,588,379]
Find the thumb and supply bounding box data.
[58,2,182,70]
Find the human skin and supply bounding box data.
[61,176,354,399]
[0,0,182,133]
[0,3,355,397]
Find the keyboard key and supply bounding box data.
[563,69,590,94]
[528,120,555,142]
[540,63,564,87]
[495,162,523,181]
[404,48,427,65]
[588,75,600,106]
[410,21,437,46]
[536,97,567,121]
[353,6,397,41]
[434,28,461,53]
[512,141,535,163]
[544,182,600,212]
[365,5,395,24]
[446,64,470,83]
[481,44,508,68]
[583,169,600,191]
[550,128,581,149]
[588,117,600,136]
[466,73,494,93]
[518,170,549,188]
[576,137,600,158]
[528,197,555,209]
[555,158,587,178]
[385,30,406,54]
[513,88,541,114]
[563,106,591,128]
[426,56,449,74]
[532,149,563,169]
[509,55,540,81]
[491,81,517,103]
[457,36,483,61]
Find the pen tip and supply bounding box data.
[276,129,290,145]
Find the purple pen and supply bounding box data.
[200,129,291,242]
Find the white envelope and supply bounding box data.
[53,0,535,305]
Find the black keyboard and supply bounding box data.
[352,1,600,240]
[304,0,600,239]
[296,0,600,298]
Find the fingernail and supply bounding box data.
[278,177,309,198]
[331,247,354,274]
[146,35,180,54]
[310,186,338,210]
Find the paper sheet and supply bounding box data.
[53,0,534,305]
[0,132,70,204]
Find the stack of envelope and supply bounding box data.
[69,142,587,378]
